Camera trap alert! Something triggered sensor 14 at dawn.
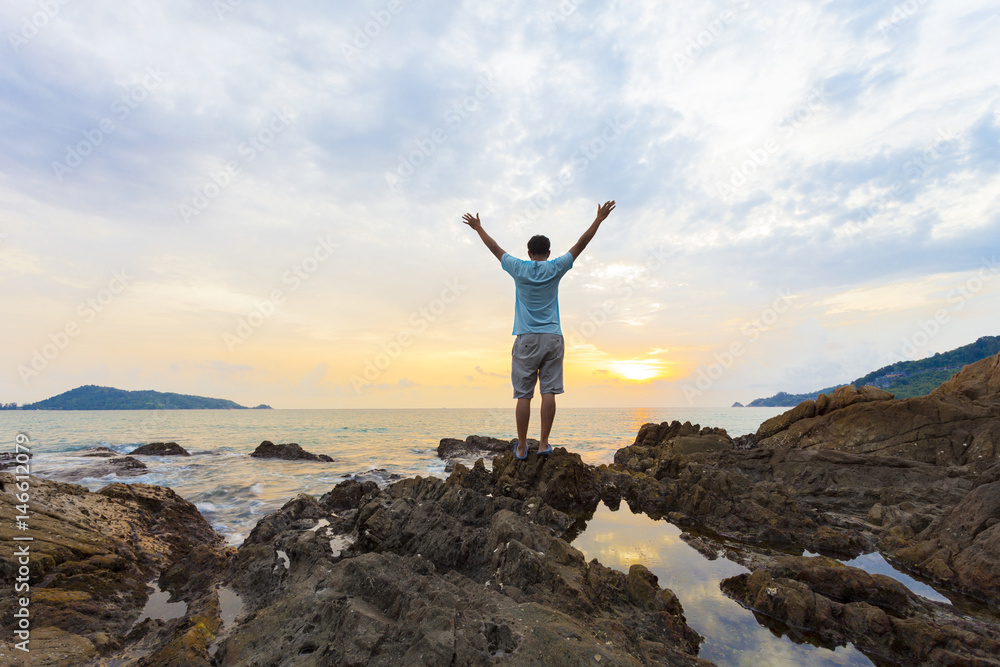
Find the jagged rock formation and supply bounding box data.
[218,451,708,666]
[0,474,227,666]
[721,555,1000,665]
[753,352,1000,465]
[630,421,732,455]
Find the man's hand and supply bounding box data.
[462,212,505,261]
[569,200,616,260]
[595,200,616,223]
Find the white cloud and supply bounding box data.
[2,0,998,405]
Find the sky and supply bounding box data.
[2,0,999,409]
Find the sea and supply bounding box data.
[2,406,956,666]
[4,407,780,546]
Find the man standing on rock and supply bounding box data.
[462,201,616,460]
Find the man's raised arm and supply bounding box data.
[462,213,506,261]
[569,200,615,260]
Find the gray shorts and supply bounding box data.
[511,333,564,399]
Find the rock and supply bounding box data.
[131,442,191,456]
[624,421,732,459]
[213,424,1000,665]
[319,478,378,511]
[0,452,31,471]
[756,398,816,440]
[671,434,732,455]
[602,420,1000,663]
[0,474,227,665]
[437,435,540,471]
[721,555,1000,666]
[9,418,1000,665]
[249,441,333,462]
[756,353,1000,465]
[78,446,119,457]
[110,455,148,473]
[58,455,150,482]
[489,447,604,518]
[219,465,709,666]
[888,474,1000,612]
[732,401,744,407]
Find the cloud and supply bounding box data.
[2,0,997,406]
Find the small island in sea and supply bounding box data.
[17,384,264,410]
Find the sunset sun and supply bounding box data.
[608,360,662,381]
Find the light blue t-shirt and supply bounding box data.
[500,252,574,335]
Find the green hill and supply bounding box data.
[22,385,249,410]
[748,335,1000,407]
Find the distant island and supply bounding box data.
[14,385,269,410]
[748,335,1000,407]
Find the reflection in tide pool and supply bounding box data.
[572,503,873,667]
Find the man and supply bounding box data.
[461,201,616,459]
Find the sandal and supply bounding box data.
[514,442,528,460]
[536,445,554,456]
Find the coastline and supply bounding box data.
[4,374,999,666]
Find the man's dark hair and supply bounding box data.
[527,235,550,256]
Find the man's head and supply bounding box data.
[527,235,551,261]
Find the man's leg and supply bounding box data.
[539,393,556,451]
[516,397,532,458]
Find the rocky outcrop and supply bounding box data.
[721,555,1000,666]
[604,434,1000,664]
[131,442,191,456]
[885,464,1000,613]
[249,441,333,462]
[218,453,709,666]
[438,434,529,458]
[756,384,893,440]
[437,435,541,471]
[755,353,1000,465]
[629,421,732,455]
[0,474,227,666]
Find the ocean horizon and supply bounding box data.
[5,406,779,544]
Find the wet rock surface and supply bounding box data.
[756,352,1000,465]
[219,453,708,666]
[79,446,120,458]
[58,455,150,482]
[0,473,227,666]
[0,452,31,471]
[249,440,334,462]
[130,441,191,456]
[721,555,1000,666]
[604,415,1000,664]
